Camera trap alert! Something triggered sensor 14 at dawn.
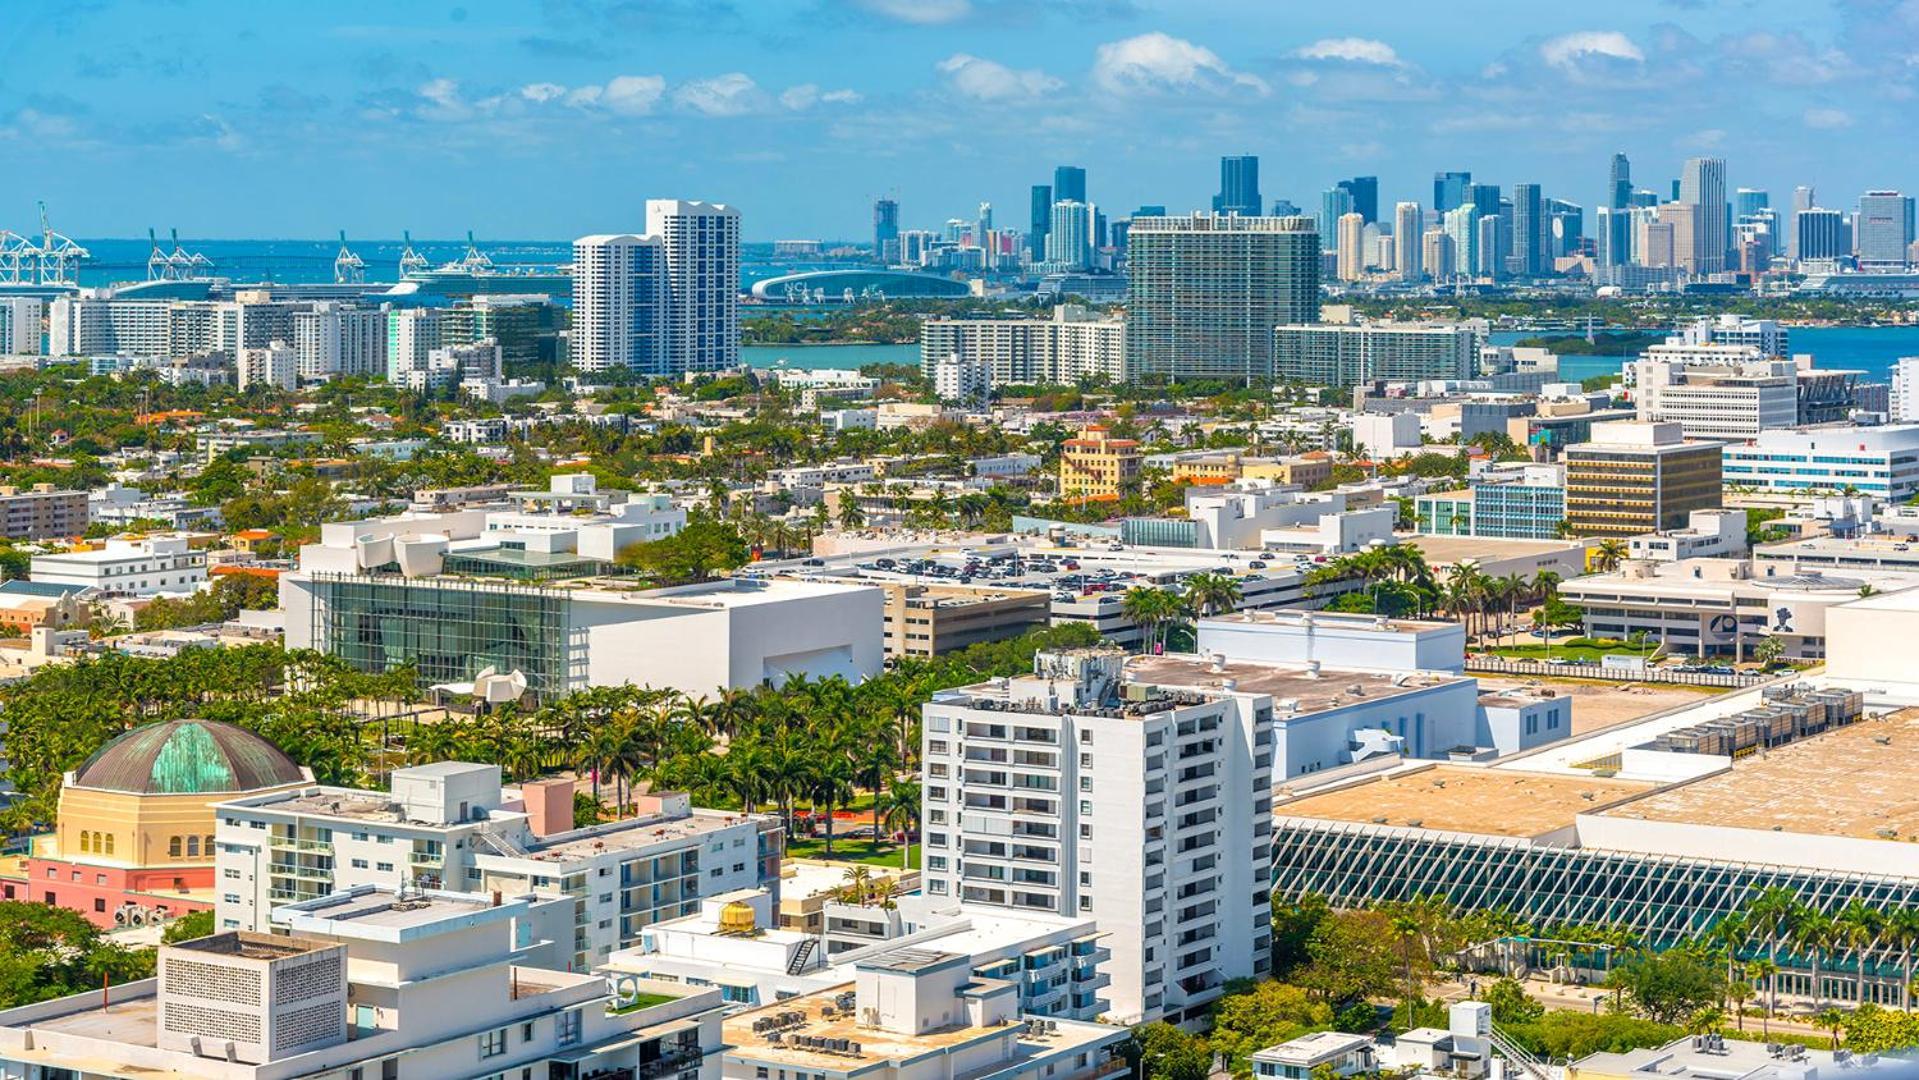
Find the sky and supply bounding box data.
[0,0,1909,241]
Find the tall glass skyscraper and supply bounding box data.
[1609,153,1632,209]
[1214,155,1262,217]
[1053,165,1087,205]
[1512,183,1544,276]
[1029,184,1052,260]
[1319,188,1355,252]
[1680,157,1728,274]
[1433,171,1471,214]
[1338,175,1379,224]
[873,197,899,263]
[1124,214,1320,383]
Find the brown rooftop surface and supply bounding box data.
[1125,655,1463,716]
[1397,535,1584,566]
[1595,709,1919,839]
[722,983,997,1069]
[1275,765,1656,838]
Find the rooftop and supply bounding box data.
[1201,609,1457,635]
[1573,1035,1902,1080]
[503,807,760,864]
[1394,534,1586,567]
[171,930,335,961]
[1123,654,1463,717]
[1595,708,1919,840]
[721,981,1119,1073]
[1274,764,1657,838]
[273,885,529,938]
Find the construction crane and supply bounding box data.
[334,230,366,284]
[398,230,429,277]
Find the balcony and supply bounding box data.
[633,1046,706,1080]
[269,835,332,853]
[408,849,441,867]
[268,862,335,881]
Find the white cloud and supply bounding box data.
[519,82,567,103]
[673,73,769,116]
[1093,32,1268,96]
[857,0,971,23]
[1804,106,1853,129]
[1293,37,1403,66]
[780,83,862,110]
[1539,30,1645,69]
[415,77,471,120]
[602,75,666,115]
[936,53,1063,100]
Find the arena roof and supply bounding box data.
[1594,708,1919,841]
[1274,764,1657,839]
[749,269,972,299]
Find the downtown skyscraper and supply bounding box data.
[1679,157,1728,275]
[873,197,900,264]
[1214,155,1262,217]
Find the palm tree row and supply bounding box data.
[1118,571,1244,654]
[1719,888,1919,1016]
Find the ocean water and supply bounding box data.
[742,343,917,370]
[66,238,836,290]
[1491,327,1919,383]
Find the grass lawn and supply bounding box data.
[609,991,678,1014]
[1478,641,1653,663]
[786,836,921,869]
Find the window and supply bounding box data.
[186,837,200,858]
[104,834,113,855]
[478,1028,508,1058]
[351,859,369,870]
[557,1009,582,1046]
[376,862,394,873]
[94,898,105,913]
[521,1022,535,1042]
[168,836,182,858]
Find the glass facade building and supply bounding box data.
[305,573,585,701]
[1273,818,1919,997]
[1474,480,1567,539]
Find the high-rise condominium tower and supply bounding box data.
[1125,213,1319,383]
[646,199,740,374]
[572,199,738,375]
[570,235,667,373]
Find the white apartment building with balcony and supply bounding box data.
[0,884,729,1080]
[919,648,1273,1027]
[215,762,783,971]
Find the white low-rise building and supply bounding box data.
[718,950,1128,1080]
[216,763,783,971]
[0,885,730,1080]
[606,889,1111,1020]
[30,533,208,596]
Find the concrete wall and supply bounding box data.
[1197,616,1466,674]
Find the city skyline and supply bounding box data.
[1,0,1912,239]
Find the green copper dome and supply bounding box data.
[72,720,305,795]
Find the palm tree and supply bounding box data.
[1716,912,1752,1012]
[1885,907,1919,1011]
[1594,538,1629,572]
[1121,586,1179,654]
[1745,887,1799,1021]
[878,777,920,870]
[1794,906,1837,1011]
[1184,572,1242,618]
[1728,974,1754,1031]
[1816,1006,1846,1049]
[839,864,874,905]
[1836,900,1882,1007]
[1748,958,1779,1035]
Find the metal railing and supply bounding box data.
[1465,657,1769,687]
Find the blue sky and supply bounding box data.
[0,0,1906,240]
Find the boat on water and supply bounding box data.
[386,233,570,300]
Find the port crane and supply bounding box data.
[334,230,366,284]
